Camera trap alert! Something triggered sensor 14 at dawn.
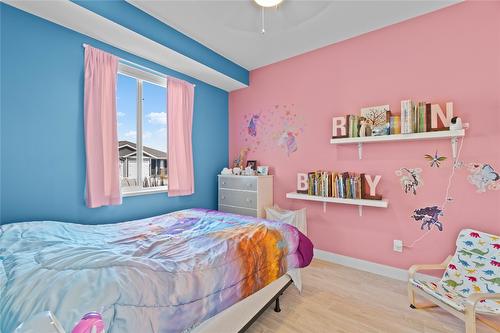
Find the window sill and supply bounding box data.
[122,186,168,197]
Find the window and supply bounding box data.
[117,63,168,196]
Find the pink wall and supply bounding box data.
[229,2,500,269]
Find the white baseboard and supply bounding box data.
[314,249,433,282]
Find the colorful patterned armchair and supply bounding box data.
[408,229,499,333]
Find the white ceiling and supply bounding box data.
[129,0,458,70]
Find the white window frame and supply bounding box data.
[118,62,168,197]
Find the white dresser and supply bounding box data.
[218,175,273,218]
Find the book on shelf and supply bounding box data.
[425,103,432,132]
[412,104,417,133]
[305,170,366,200]
[347,115,360,138]
[389,115,401,134]
[417,102,424,133]
[400,100,414,134]
[400,100,436,134]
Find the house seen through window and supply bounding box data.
[117,64,168,195]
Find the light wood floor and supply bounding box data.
[247,259,499,333]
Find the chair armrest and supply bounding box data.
[408,255,452,279]
[465,293,500,313]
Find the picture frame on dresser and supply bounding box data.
[218,175,274,218]
[246,160,257,170]
[257,166,269,176]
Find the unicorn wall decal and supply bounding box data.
[247,114,260,137]
[411,206,444,231]
[395,167,423,195]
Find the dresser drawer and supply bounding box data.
[218,176,257,191]
[219,189,257,209]
[219,205,257,217]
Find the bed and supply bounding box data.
[0,208,313,333]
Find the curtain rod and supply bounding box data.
[82,43,195,87]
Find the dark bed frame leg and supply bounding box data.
[238,280,292,332]
[274,297,281,312]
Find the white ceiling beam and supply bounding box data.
[2,0,248,92]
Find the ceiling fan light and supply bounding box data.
[254,0,283,8]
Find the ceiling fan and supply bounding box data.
[254,0,284,34]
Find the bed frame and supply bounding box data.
[193,274,295,332]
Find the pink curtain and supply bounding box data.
[167,77,195,197]
[84,46,121,208]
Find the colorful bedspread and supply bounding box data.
[0,208,313,333]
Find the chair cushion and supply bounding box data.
[410,278,500,314]
[445,229,499,295]
[411,229,500,315]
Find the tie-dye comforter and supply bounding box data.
[0,208,313,333]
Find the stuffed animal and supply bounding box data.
[233,148,249,169]
[243,166,255,176]
[220,168,232,175]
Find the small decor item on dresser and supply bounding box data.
[257,166,269,175]
[232,167,242,175]
[233,148,249,169]
[243,166,256,176]
[246,160,257,170]
[220,167,233,175]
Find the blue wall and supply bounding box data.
[0,4,229,224]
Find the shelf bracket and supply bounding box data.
[451,136,458,160]
[358,205,363,217]
[357,143,363,160]
[323,202,327,213]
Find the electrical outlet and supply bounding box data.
[393,240,403,253]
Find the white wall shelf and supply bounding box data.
[286,192,388,216]
[330,129,465,160]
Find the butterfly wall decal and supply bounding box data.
[467,163,500,192]
[424,151,447,167]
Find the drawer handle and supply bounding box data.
[246,198,252,202]
[222,181,226,185]
[246,183,252,187]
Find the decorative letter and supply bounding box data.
[332,116,347,138]
[364,175,381,196]
[431,102,453,129]
[297,173,308,193]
